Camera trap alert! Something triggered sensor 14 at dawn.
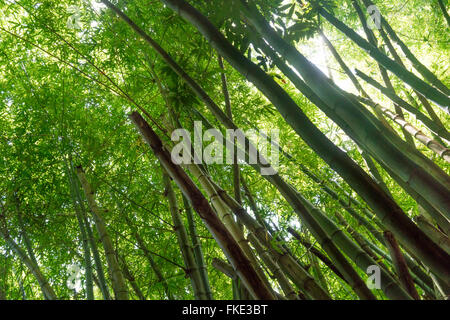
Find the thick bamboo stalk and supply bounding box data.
[384,231,421,299]
[437,0,450,27]
[182,196,213,299]
[129,111,275,300]
[162,170,208,300]
[415,216,450,255]
[212,258,238,280]
[75,166,129,300]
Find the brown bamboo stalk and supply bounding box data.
[384,231,420,299]
[129,111,275,300]
[75,166,129,300]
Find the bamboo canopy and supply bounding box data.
[0,0,449,301]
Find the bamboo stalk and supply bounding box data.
[415,216,450,255]
[66,160,94,300]
[75,166,129,300]
[287,227,347,283]
[355,68,450,141]
[247,233,299,300]
[0,213,57,300]
[162,170,208,300]
[360,0,450,97]
[357,96,450,163]
[117,254,146,300]
[384,231,421,299]
[437,0,450,27]
[182,196,213,299]
[376,19,447,130]
[127,221,174,300]
[129,111,276,300]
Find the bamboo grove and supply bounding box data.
[0,0,449,300]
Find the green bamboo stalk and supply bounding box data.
[120,211,174,300]
[356,96,450,163]
[73,181,111,300]
[334,211,388,271]
[182,195,213,299]
[0,255,7,300]
[377,19,447,129]
[359,150,393,198]
[129,111,276,300]
[355,68,450,141]
[437,0,450,27]
[306,243,331,296]
[384,231,421,299]
[66,161,94,300]
[319,30,369,98]
[349,1,416,147]
[162,170,208,300]
[117,254,146,300]
[415,216,450,255]
[287,227,347,283]
[247,233,299,300]
[0,215,57,300]
[75,166,129,300]
[76,192,111,300]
